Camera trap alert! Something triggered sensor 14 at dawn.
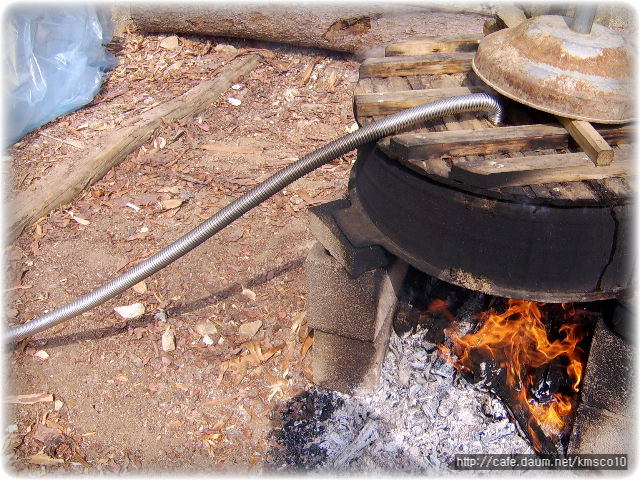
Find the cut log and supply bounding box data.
[6,54,263,244]
[129,4,488,55]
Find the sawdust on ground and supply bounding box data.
[3,12,486,474]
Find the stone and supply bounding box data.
[567,318,635,460]
[567,404,635,456]
[580,319,635,417]
[161,327,176,352]
[308,199,389,278]
[195,321,218,336]
[311,293,396,394]
[305,241,407,342]
[114,302,145,319]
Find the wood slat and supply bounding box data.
[495,4,527,29]
[359,53,474,78]
[389,124,634,161]
[601,176,634,197]
[552,182,599,203]
[435,74,487,131]
[354,86,485,116]
[557,116,615,166]
[385,33,482,56]
[449,150,634,188]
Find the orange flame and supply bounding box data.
[443,299,587,450]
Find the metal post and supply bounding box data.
[570,3,598,34]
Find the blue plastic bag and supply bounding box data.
[3,5,116,147]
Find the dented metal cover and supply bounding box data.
[472,15,635,124]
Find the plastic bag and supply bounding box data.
[3,5,116,147]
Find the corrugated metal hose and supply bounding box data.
[5,93,502,344]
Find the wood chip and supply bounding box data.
[27,453,64,466]
[153,136,167,149]
[5,393,54,404]
[160,198,183,210]
[132,281,147,294]
[65,210,90,225]
[158,186,181,194]
[238,320,262,337]
[128,353,145,368]
[301,332,314,359]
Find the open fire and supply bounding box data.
[271,263,629,472]
[438,299,592,453]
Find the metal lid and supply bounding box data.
[472,15,635,124]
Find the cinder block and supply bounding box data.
[308,199,390,277]
[567,404,636,458]
[580,319,635,417]
[567,318,636,460]
[305,241,407,342]
[311,293,395,394]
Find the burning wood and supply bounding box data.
[440,299,595,453]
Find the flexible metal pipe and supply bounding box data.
[5,93,502,344]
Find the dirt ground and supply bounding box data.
[2,13,486,475]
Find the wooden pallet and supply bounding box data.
[353,34,635,207]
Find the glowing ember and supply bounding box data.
[439,299,588,452]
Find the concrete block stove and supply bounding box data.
[303,25,635,461]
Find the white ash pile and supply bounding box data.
[268,273,541,473]
[315,329,535,474]
[268,327,535,474]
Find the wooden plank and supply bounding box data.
[449,150,634,188]
[601,176,634,197]
[554,182,599,202]
[435,74,487,131]
[528,181,598,204]
[353,77,374,96]
[495,5,527,28]
[405,75,424,90]
[557,116,615,166]
[6,54,263,244]
[381,76,413,92]
[359,53,474,78]
[354,86,483,116]
[389,123,634,161]
[385,33,482,56]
